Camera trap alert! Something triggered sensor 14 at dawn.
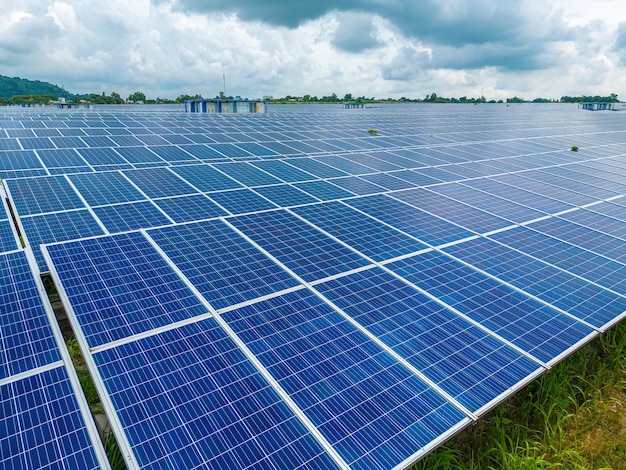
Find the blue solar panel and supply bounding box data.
[287,157,349,178]
[44,231,209,348]
[250,160,317,182]
[443,237,626,328]
[123,167,199,198]
[489,226,626,293]
[0,367,103,470]
[293,179,356,200]
[6,176,85,216]
[76,147,130,168]
[253,184,319,207]
[0,150,43,171]
[229,210,371,282]
[223,288,468,470]
[153,194,228,222]
[392,188,511,233]
[388,251,595,363]
[293,201,428,262]
[0,251,60,378]
[92,200,172,232]
[171,164,243,192]
[316,267,541,412]
[93,318,339,469]
[0,219,18,253]
[69,171,146,206]
[148,144,199,162]
[0,250,106,469]
[346,194,474,246]
[208,188,277,214]
[467,178,575,214]
[20,210,105,271]
[36,148,92,173]
[432,182,545,223]
[216,162,284,186]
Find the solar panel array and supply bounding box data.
[0,186,108,468]
[3,103,626,469]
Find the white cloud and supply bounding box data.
[0,0,624,100]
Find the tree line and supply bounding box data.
[0,90,620,106]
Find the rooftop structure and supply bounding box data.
[578,101,616,110]
[184,97,267,113]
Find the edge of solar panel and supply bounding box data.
[0,248,110,469]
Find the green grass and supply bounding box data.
[413,321,626,469]
[66,336,126,468]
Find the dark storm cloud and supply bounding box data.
[331,12,383,52]
[160,0,571,70]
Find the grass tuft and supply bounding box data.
[412,321,626,469]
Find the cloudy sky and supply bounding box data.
[1,0,626,101]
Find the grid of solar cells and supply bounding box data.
[292,201,428,262]
[44,231,209,348]
[315,267,542,412]
[170,164,242,192]
[146,219,300,310]
[6,176,85,216]
[386,251,594,364]
[19,210,106,271]
[92,319,339,470]
[346,194,474,246]
[68,171,146,206]
[122,167,199,198]
[443,237,626,328]
[0,251,106,469]
[229,210,371,282]
[222,288,468,470]
[4,104,626,469]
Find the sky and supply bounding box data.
[1,0,626,101]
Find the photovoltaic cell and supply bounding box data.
[293,180,356,200]
[229,210,371,282]
[171,164,242,192]
[388,251,594,363]
[316,267,542,412]
[0,219,18,253]
[123,167,199,198]
[443,237,626,328]
[208,188,277,214]
[0,251,60,378]
[148,219,300,310]
[0,367,102,470]
[20,210,106,271]
[69,171,146,206]
[346,194,474,246]
[93,318,339,470]
[392,188,511,233]
[44,231,209,348]
[153,194,228,223]
[293,201,428,262]
[6,176,85,216]
[223,288,468,470]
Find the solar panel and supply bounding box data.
[0,250,108,469]
[3,104,626,469]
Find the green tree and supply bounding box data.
[128,91,146,102]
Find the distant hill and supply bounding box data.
[0,75,71,100]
